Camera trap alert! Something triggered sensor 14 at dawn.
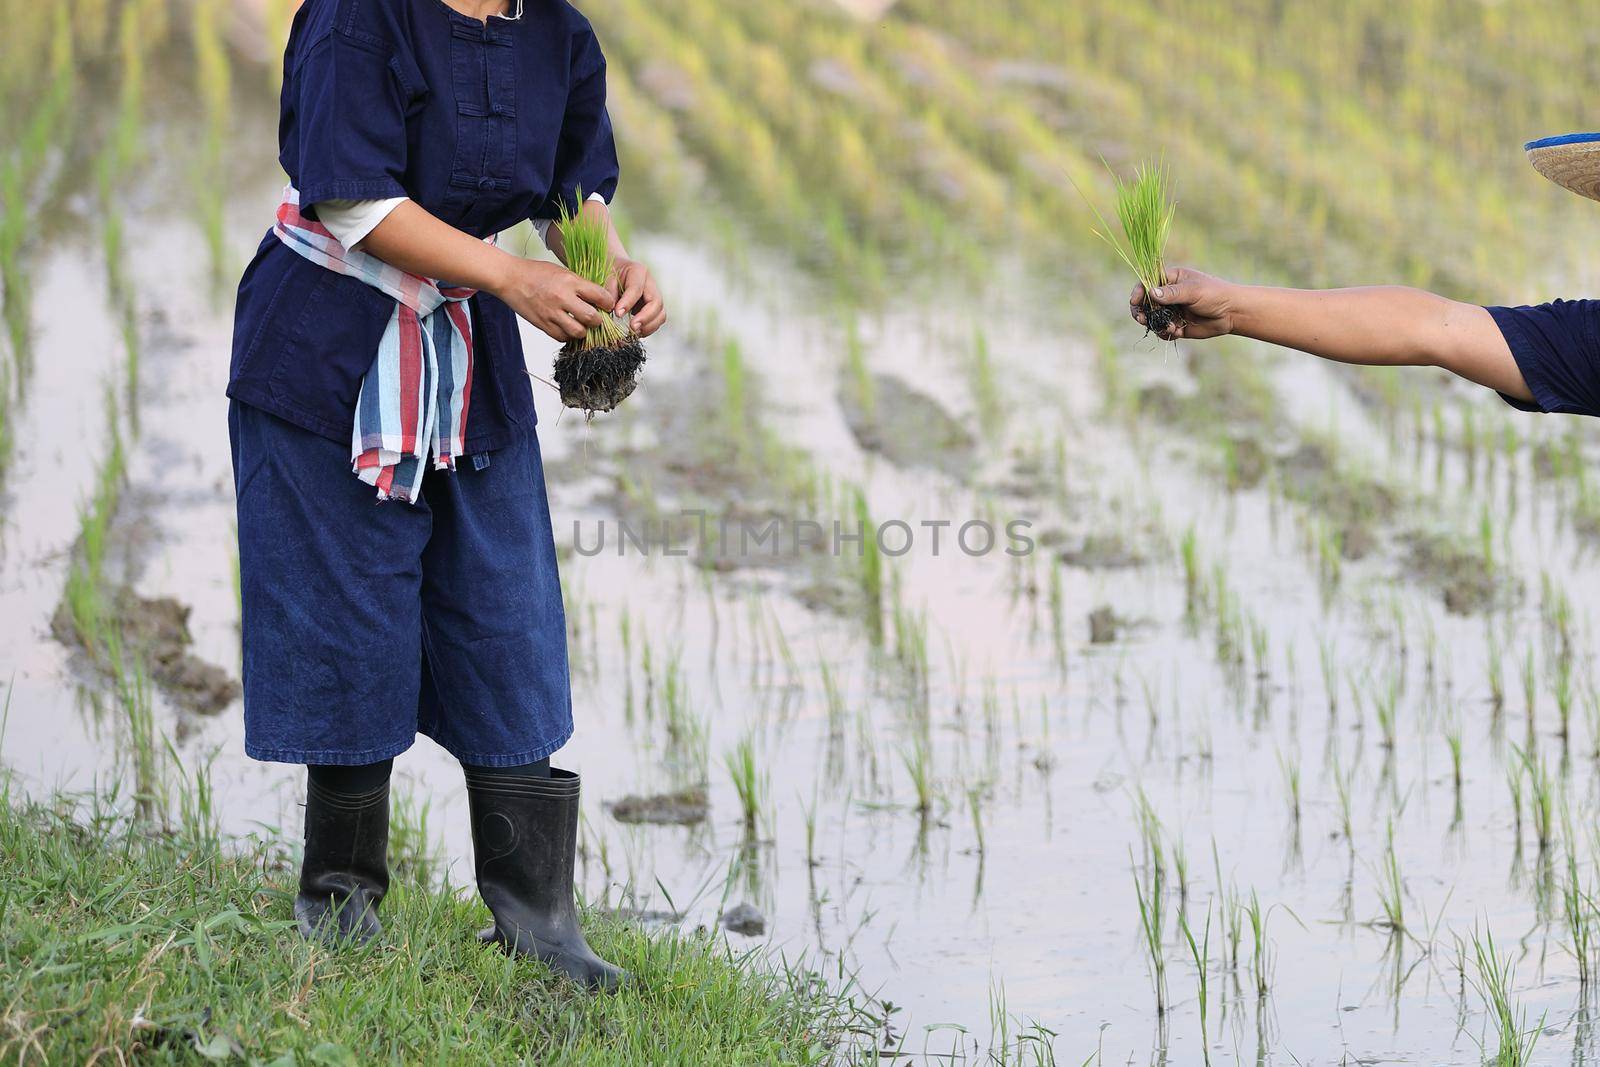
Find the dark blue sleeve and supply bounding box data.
[1486,301,1600,417]
[288,8,420,210]
[532,25,620,221]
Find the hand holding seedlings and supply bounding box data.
[1126,269,1535,401]
[497,256,617,343]
[611,256,667,337]
[546,192,650,416]
[1129,268,1235,341]
[1076,161,1182,338]
[353,198,617,345]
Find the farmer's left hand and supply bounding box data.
[612,258,667,338]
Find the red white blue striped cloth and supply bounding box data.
[272,186,480,504]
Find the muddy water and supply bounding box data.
[6,28,1600,1067]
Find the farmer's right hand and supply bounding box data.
[1130,267,1236,341]
[497,257,616,343]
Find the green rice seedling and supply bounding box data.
[1210,843,1242,972]
[1521,646,1537,741]
[854,487,883,636]
[1178,905,1212,1067]
[1245,891,1272,999]
[1487,628,1506,714]
[193,0,233,280]
[1131,848,1168,1017]
[1470,926,1544,1066]
[968,327,1001,435]
[107,633,160,824]
[1331,751,1355,844]
[1563,849,1594,987]
[551,191,644,415]
[1372,672,1399,751]
[1278,750,1301,826]
[1171,835,1190,913]
[1249,617,1269,680]
[802,788,818,869]
[1320,636,1340,714]
[1375,821,1406,937]
[1074,161,1179,336]
[720,338,748,459]
[1179,525,1200,613]
[818,655,847,742]
[1507,762,1525,845]
[966,785,986,855]
[841,315,874,420]
[1517,746,1556,854]
[724,735,767,835]
[899,730,935,816]
[1553,655,1575,746]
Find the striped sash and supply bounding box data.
[272,186,480,504]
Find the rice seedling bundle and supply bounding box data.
[1077,161,1181,336]
[552,191,645,416]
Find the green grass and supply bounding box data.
[556,191,628,349]
[0,784,869,1066]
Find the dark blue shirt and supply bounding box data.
[1488,301,1600,416]
[228,0,619,449]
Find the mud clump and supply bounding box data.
[839,372,976,479]
[1142,302,1183,338]
[1278,441,1395,560]
[606,786,709,826]
[1088,605,1126,644]
[1224,435,1268,489]
[554,334,646,417]
[1060,531,1148,570]
[719,902,766,936]
[52,587,240,714]
[1402,531,1506,615]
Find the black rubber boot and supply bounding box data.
[465,766,627,991]
[294,776,390,946]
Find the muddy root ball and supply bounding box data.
[1144,302,1183,338]
[553,334,646,417]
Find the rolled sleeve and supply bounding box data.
[1485,301,1600,417]
[531,27,620,223]
[291,31,414,210]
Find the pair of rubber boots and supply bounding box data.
[293,766,625,992]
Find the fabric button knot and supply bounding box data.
[477,177,496,191]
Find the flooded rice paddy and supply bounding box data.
[9,2,1600,1064]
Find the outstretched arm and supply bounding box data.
[1131,269,1533,403]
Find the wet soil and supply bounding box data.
[50,587,241,714]
[606,785,709,825]
[555,334,646,416]
[1402,529,1511,615]
[838,371,976,478]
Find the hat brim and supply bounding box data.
[1527,133,1600,202]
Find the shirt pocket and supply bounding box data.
[446,20,518,232]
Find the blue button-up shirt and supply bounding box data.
[228,0,619,450]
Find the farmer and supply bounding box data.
[1131,133,1600,421]
[227,0,664,991]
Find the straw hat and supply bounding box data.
[1526,133,1600,201]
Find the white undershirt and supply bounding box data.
[316,192,609,252]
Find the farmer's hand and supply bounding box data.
[497,257,616,343]
[1130,267,1236,341]
[611,257,667,338]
